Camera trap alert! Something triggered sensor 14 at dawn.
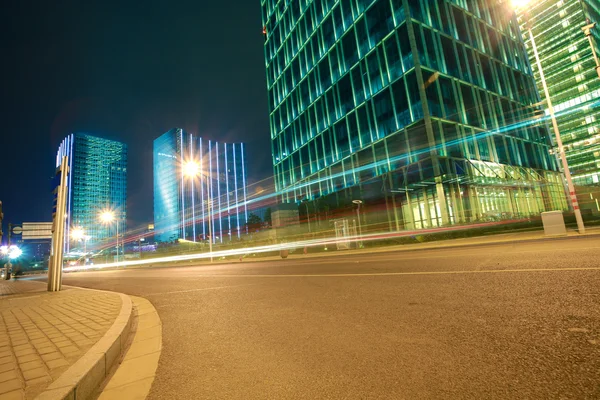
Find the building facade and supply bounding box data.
[153,128,249,243]
[262,0,567,230]
[56,133,127,251]
[517,0,600,213]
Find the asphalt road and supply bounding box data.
[61,237,600,399]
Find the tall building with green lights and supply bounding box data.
[261,0,568,230]
[56,133,127,252]
[517,0,600,214]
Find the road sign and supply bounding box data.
[11,226,23,235]
[22,222,53,240]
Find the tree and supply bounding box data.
[263,208,272,226]
[246,213,262,232]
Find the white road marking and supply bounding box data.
[196,266,600,278]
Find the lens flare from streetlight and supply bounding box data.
[184,161,200,177]
[100,211,115,223]
[71,227,84,240]
[8,246,22,259]
[511,0,531,9]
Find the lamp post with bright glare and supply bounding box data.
[352,199,363,248]
[100,211,120,262]
[513,0,585,233]
[71,227,89,262]
[184,161,213,262]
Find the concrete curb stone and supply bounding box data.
[34,292,133,400]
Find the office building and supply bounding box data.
[153,128,248,243]
[262,0,567,229]
[56,133,127,251]
[517,0,600,212]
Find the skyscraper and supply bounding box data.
[153,128,248,243]
[56,133,127,251]
[516,0,600,212]
[262,0,567,229]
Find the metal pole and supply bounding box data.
[116,219,119,263]
[305,202,311,233]
[49,157,68,291]
[206,175,213,262]
[528,27,586,233]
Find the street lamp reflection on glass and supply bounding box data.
[184,161,213,262]
[100,211,120,262]
[512,0,585,233]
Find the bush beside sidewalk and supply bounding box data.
[0,281,132,400]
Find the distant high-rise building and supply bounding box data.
[56,133,127,251]
[517,0,600,212]
[153,128,248,243]
[262,0,567,229]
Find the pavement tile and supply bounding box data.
[36,346,56,355]
[0,369,18,383]
[22,367,48,381]
[0,379,22,395]
[16,354,38,364]
[19,360,43,372]
[13,348,35,358]
[58,346,79,355]
[0,390,25,400]
[40,352,62,362]
[0,351,11,359]
[25,375,52,386]
[0,356,13,366]
[0,363,16,373]
[45,358,69,370]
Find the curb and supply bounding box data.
[35,292,134,400]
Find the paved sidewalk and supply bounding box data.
[0,281,123,400]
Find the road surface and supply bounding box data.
[61,237,600,399]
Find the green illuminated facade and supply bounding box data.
[517,0,600,213]
[57,133,127,252]
[262,0,567,230]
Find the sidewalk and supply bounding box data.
[0,281,126,400]
[235,226,600,263]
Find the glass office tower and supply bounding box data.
[262,0,567,230]
[56,133,127,251]
[517,0,600,213]
[153,128,249,243]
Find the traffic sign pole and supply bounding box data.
[48,156,69,292]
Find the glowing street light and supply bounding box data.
[71,227,89,258]
[513,0,585,233]
[8,246,22,260]
[184,161,213,262]
[100,210,120,262]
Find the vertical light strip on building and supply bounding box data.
[233,143,240,237]
[66,134,74,252]
[199,137,205,239]
[224,143,231,236]
[190,133,196,241]
[208,140,213,244]
[215,142,222,243]
[241,143,248,229]
[179,129,185,240]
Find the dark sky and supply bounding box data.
[0,0,271,230]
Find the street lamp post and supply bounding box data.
[514,0,585,233]
[100,211,120,263]
[71,227,89,264]
[184,161,213,262]
[352,199,363,248]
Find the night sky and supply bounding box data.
[1,1,270,230]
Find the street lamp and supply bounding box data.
[514,0,585,233]
[184,161,213,262]
[100,211,120,262]
[71,227,89,262]
[352,200,363,248]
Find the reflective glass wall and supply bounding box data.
[262,0,567,229]
[57,133,127,251]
